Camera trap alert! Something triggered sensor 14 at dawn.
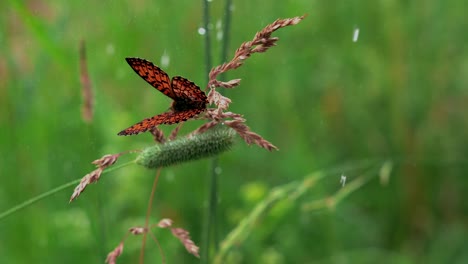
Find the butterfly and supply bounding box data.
[118,58,207,136]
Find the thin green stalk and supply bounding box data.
[202,0,212,81]
[139,168,162,264]
[201,0,214,262]
[220,0,233,72]
[0,160,135,220]
[207,159,219,251]
[209,0,233,253]
[201,0,233,262]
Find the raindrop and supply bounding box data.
[198,27,206,35]
[160,51,170,68]
[216,20,222,30]
[216,19,223,41]
[353,28,360,42]
[214,166,222,175]
[216,31,223,41]
[166,171,175,182]
[340,174,347,187]
[106,43,115,55]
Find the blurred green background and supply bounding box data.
[1,0,467,263]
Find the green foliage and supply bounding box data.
[1,0,467,263]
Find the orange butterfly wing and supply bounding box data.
[117,109,204,136]
[171,76,207,103]
[118,58,207,136]
[125,58,177,100]
[118,114,170,136]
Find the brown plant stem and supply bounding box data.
[79,40,93,123]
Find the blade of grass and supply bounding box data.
[0,160,135,220]
[213,160,379,263]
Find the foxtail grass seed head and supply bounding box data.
[136,125,236,169]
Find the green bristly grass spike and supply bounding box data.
[136,126,236,169]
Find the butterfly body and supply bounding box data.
[118,58,207,136]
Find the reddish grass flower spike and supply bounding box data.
[207,15,306,89]
[194,15,304,150]
[105,242,124,264]
[70,153,122,202]
[225,120,278,151]
[171,228,200,258]
[69,168,103,202]
[157,218,173,228]
[150,127,166,143]
[118,58,208,136]
[129,227,147,235]
[79,40,93,123]
[169,124,183,141]
[92,154,121,168]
